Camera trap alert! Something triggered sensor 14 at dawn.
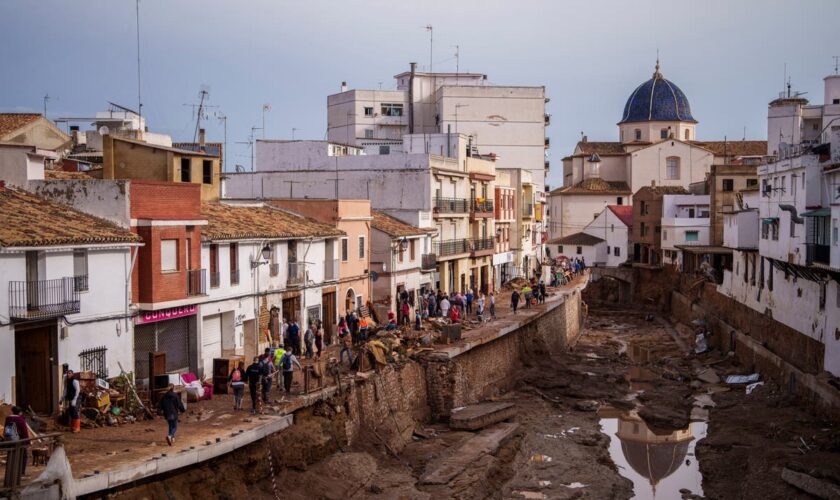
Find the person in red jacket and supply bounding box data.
[450,305,460,323]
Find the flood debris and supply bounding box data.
[449,401,516,431]
[725,373,761,384]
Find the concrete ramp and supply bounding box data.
[450,402,516,431]
[419,422,520,485]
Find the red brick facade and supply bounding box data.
[130,180,202,220]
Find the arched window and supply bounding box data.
[666,156,680,180]
[684,129,690,141]
[634,129,641,141]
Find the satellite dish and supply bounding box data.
[370,271,379,282]
[98,125,110,136]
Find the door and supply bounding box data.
[202,315,222,377]
[25,251,39,310]
[15,324,56,414]
[322,291,336,345]
[134,317,191,382]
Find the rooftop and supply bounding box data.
[201,202,344,241]
[690,140,767,157]
[608,205,633,227]
[371,210,429,238]
[111,136,213,156]
[634,185,689,197]
[44,169,96,180]
[546,232,605,246]
[0,113,41,137]
[550,178,632,196]
[0,186,140,247]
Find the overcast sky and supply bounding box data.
[2,0,838,187]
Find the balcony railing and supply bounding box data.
[325,259,339,281]
[435,239,470,257]
[471,199,494,214]
[544,137,550,148]
[209,271,220,289]
[807,244,831,265]
[9,277,80,320]
[470,237,495,254]
[522,203,534,218]
[421,253,437,271]
[433,197,469,214]
[187,269,207,296]
[230,269,240,286]
[269,263,280,277]
[288,262,306,286]
[73,274,89,292]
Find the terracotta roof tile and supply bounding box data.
[0,186,140,247]
[546,232,604,246]
[691,140,767,157]
[608,205,633,227]
[0,113,41,138]
[44,169,95,180]
[201,202,344,241]
[550,178,632,196]
[576,141,626,155]
[371,210,429,238]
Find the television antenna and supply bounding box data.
[834,56,839,75]
[424,24,433,72]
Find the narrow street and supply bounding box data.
[243,300,840,500]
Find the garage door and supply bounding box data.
[134,317,191,382]
[202,314,222,377]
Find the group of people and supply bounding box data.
[420,288,496,324]
[279,318,324,361]
[510,279,548,313]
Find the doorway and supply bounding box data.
[15,322,57,415]
[345,288,355,314]
[322,291,336,345]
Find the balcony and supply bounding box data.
[470,199,494,220]
[9,277,80,320]
[544,114,551,126]
[230,269,240,286]
[470,237,495,257]
[544,137,550,148]
[288,262,306,286]
[209,271,220,289]
[806,244,831,266]
[325,259,339,281]
[522,203,534,218]
[433,197,469,215]
[421,253,437,271]
[544,160,550,171]
[187,269,207,296]
[73,274,89,292]
[435,239,470,257]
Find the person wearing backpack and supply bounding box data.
[279,350,303,396]
[259,348,275,405]
[228,361,246,411]
[3,406,29,477]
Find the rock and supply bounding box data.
[573,400,600,412]
[781,467,840,499]
[450,402,516,431]
[696,368,721,384]
[690,380,702,389]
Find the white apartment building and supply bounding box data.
[0,186,141,414]
[661,194,711,267]
[547,205,632,267]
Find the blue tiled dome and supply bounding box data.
[619,63,696,124]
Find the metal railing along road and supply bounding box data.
[187,269,207,296]
[8,277,80,320]
[435,239,470,257]
[434,197,469,214]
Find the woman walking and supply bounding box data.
[228,361,246,411]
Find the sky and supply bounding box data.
[2,0,839,188]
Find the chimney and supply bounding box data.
[199,128,206,146]
[340,81,347,92]
[581,135,588,143]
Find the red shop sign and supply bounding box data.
[137,305,197,324]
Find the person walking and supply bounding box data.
[159,384,185,446]
[359,316,369,342]
[489,292,496,319]
[476,293,485,320]
[539,282,547,304]
[304,323,315,359]
[4,406,30,477]
[339,320,354,367]
[288,320,301,356]
[259,348,275,404]
[228,361,246,411]
[401,300,411,326]
[414,309,422,330]
[427,292,437,318]
[465,289,474,315]
[245,356,262,414]
[278,350,303,396]
[522,284,532,309]
[314,320,324,360]
[440,296,450,319]
[62,369,81,433]
[511,289,520,314]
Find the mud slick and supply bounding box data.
[111,301,840,500]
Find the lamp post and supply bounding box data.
[251,242,273,356]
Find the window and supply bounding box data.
[161,240,177,272]
[685,231,699,242]
[607,246,611,253]
[634,129,641,141]
[616,197,623,205]
[640,222,647,236]
[722,179,734,192]
[684,129,690,141]
[210,243,219,287]
[73,249,88,291]
[576,246,582,255]
[180,158,191,183]
[359,236,365,259]
[746,178,758,188]
[614,247,620,256]
[341,238,349,261]
[761,221,770,239]
[663,230,668,240]
[363,106,374,116]
[381,103,403,116]
[771,221,779,241]
[558,245,563,254]
[379,145,390,155]
[834,99,840,105]
[666,157,680,180]
[185,238,191,270]
[660,128,669,139]
[202,160,213,184]
[229,242,239,285]
[409,239,416,260]
[611,224,615,233]
[655,225,661,234]
[364,129,374,139]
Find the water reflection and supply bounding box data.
[599,408,705,499]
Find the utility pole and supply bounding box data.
[135,0,142,121]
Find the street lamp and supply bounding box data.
[251,243,273,268]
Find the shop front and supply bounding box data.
[134,305,198,384]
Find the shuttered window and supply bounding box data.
[161,240,178,271]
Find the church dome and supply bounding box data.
[619,62,696,124]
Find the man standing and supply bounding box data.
[304,322,315,359]
[511,289,520,314]
[440,295,451,319]
[278,350,303,396]
[62,369,81,433]
[159,384,185,446]
[259,348,275,405]
[245,356,262,414]
[288,320,301,356]
[465,289,474,315]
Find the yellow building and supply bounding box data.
[102,135,222,201]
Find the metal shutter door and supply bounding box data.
[158,317,191,374]
[202,314,222,376]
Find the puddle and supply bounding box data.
[625,366,657,391]
[598,409,706,500]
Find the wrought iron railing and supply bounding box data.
[435,239,470,257]
[79,345,108,379]
[230,268,240,286]
[421,253,437,271]
[209,271,220,288]
[73,274,89,292]
[433,197,469,214]
[9,277,80,320]
[470,237,495,252]
[471,200,494,213]
[187,269,207,296]
[288,262,306,285]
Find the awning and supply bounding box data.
[761,217,779,223]
[800,208,830,217]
